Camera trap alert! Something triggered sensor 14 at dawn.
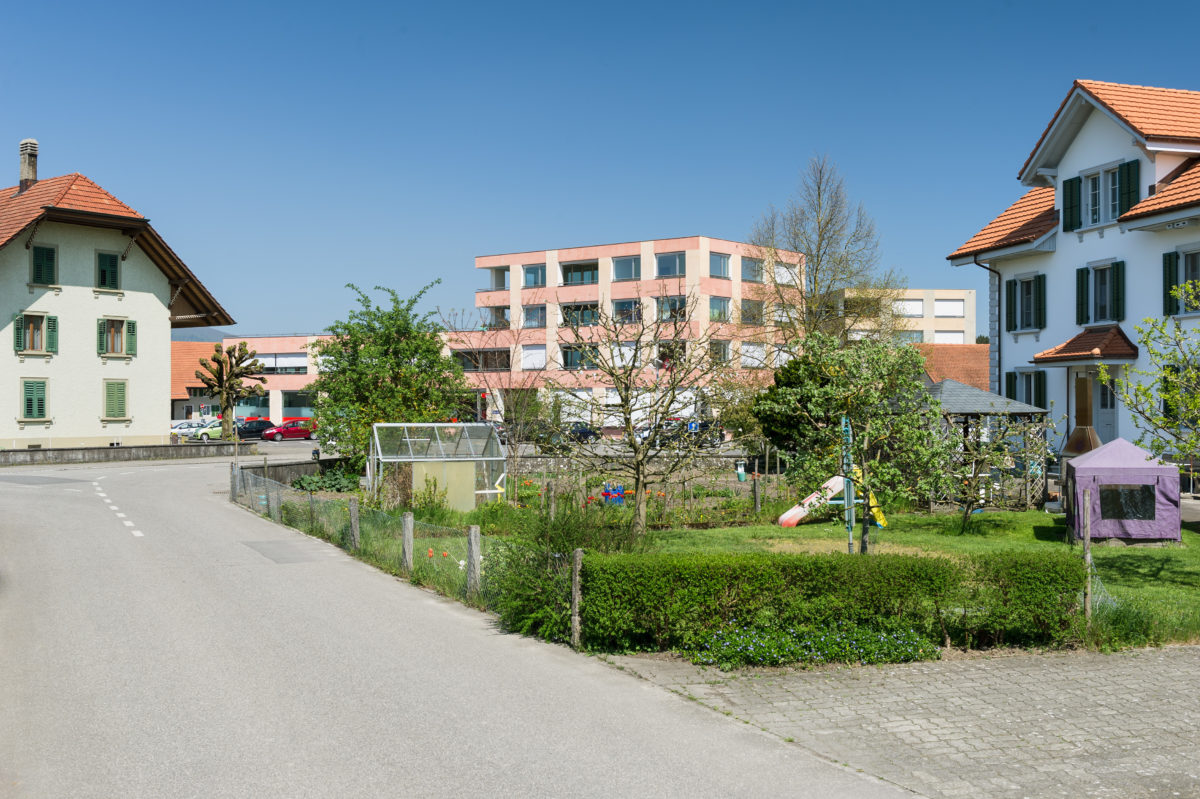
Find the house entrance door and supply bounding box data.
[1094,377,1118,443]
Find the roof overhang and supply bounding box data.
[949,228,1057,267]
[1020,87,1144,186]
[1029,357,1138,368]
[1120,204,1200,232]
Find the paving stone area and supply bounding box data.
[610,647,1200,798]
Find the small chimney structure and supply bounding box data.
[18,138,38,193]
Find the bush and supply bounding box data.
[578,551,1085,652]
[684,621,941,670]
[291,468,359,493]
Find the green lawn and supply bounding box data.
[650,510,1200,646]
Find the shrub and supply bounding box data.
[291,468,359,493]
[963,551,1087,646]
[684,621,941,670]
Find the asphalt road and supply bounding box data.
[0,458,914,799]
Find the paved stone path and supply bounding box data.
[610,646,1200,798]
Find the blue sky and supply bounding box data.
[2,0,1192,337]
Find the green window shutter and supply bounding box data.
[24,380,46,419]
[13,313,24,352]
[97,319,107,354]
[105,382,126,418]
[125,320,137,356]
[1118,160,1140,215]
[47,316,58,354]
[1076,267,1090,325]
[1164,252,1180,316]
[1005,279,1017,332]
[1033,371,1047,410]
[23,380,35,418]
[1112,261,1126,321]
[116,382,126,418]
[1005,371,1017,400]
[1034,274,1047,329]
[32,247,55,284]
[98,253,119,289]
[1063,177,1082,232]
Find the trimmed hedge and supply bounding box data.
[580,551,1086,651]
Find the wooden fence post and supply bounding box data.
[571,547,583,650]
[348,496,361,550]
[229,462,238,503]
[549,480,557,520]
[402,512,414,573]
[467,525,481,595]
[1083,488,1092,624]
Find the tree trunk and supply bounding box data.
[632,474,647,538]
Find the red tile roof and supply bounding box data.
[914,343,990,390]
[171,341,218,400]
[947,187,1057,260]
[0,173,142,250]
[1033,325,1138,363]
[1079,80,1200,143]
[1121,158,1200,222]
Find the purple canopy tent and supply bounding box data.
[1064,438,1180,542]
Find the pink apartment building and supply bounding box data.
[221,334,328,422]
[444,236,802,421]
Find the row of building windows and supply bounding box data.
[490,254,778,289]
[454,340,791,372]
[18,378,128,421]
[13,314,137,356]
[27,245,126,290]
[483,298,772,329]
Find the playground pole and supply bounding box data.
[842,414,855,554]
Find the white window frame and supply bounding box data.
[933,299,965,318]
[1016,273,1038,331]
[1079,159,1123,229]
[612,256,641,282]
[710,252,730,279]
[893,299,923,318]
[1092,262,1114,323]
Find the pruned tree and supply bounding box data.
[753,332,952,553]
[751,154,907,349]
[547,285,738,538]
[1100,280,1200,468]
[195,341,266,441]
[309,283,470,471]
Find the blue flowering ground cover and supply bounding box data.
[683,621,941,670]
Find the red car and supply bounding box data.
[262,419,317,441]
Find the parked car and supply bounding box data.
[189,420,225,442]
[262,419,317,441]
[566,422,600,443]
[236,419,275,440]
[634,417,723,448]
[170,420,205,437]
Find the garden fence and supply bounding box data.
[231,466,494,599]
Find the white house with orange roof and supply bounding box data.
[950,80,1200,455]
[1,139,232,448]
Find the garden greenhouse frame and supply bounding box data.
[366,422,507,507]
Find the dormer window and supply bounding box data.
[1063,160,1140,232]
[1083,167,1120,227]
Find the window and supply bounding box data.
[612,299,642,324]
[21,379,46,419]
[709,340,730,364]
[933,330,965,344]
[934,299,964,317]
[31,246,56,285]
[656,341,684,369]
[1099,484,1156,521]
[1184,253,1200,313]
[12,313,57,354]
[710,253,730,278]
[655,252,685,278]
[1077,262,1125,324]
[773,345,794,368]
[709,297,730,322]
[484,306,510,330]
[96,252,120,290]
[523,264,546,288]
[893,299,923,317]
[561,345,598,370]
[741,299,764,325]
[657,296,687,322]
[1086,173,1102,226]
[103,380,128,419]
[1005,275,1045,331]
[741,258,763,282]
[612,341,637,367]
[282,390,315,417]
[1099,381,1116,411]
[454,350,511,372]
[1005,370,1046,408]
[521,344,546,370]
[741,342,766,368]
[1064,160,1138,232]
[895,330,924,343]
[561,262,598,286]
[773,261,797,285]
[613,256,641,281]
[1094,265,1112,321]
[97,319,137,356]
[258,353,308,374]
[523,305,546,328]
[561,303,599,327]
[773,304,796,325]
[487,267,509,290]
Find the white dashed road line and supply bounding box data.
[91,481,142,538]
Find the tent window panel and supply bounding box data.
[1098,484,1156,521]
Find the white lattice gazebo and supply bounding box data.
[367,423,506,510]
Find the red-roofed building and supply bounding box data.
[948,80,1200,454]
[914,343,990,391]
[2,139,232,448]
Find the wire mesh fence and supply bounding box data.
[231,467,495,600]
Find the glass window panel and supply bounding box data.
[934,299,964,317]
[741,342,766,368]
[562,262,598,285]
[523,264,546,287]
[1099,484,1156,521]
[613,299,641,324]
[613,256,641,281]
[709,297,730,321]
[523,305,546,328]
[520,344,546,370]
[655,252,685,277]
[741,258,763,282]
[741,299,764,325]
[710,253,730,278]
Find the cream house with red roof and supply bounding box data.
[950,80,1200,455]
[2,140,232,448]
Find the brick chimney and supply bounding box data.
[18,139,37,192]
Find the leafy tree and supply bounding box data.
[753,332,951,553]
[194,341,266,440]
[1100,280,1200,466]
[975,334,990,344]
[309,283,470,470]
